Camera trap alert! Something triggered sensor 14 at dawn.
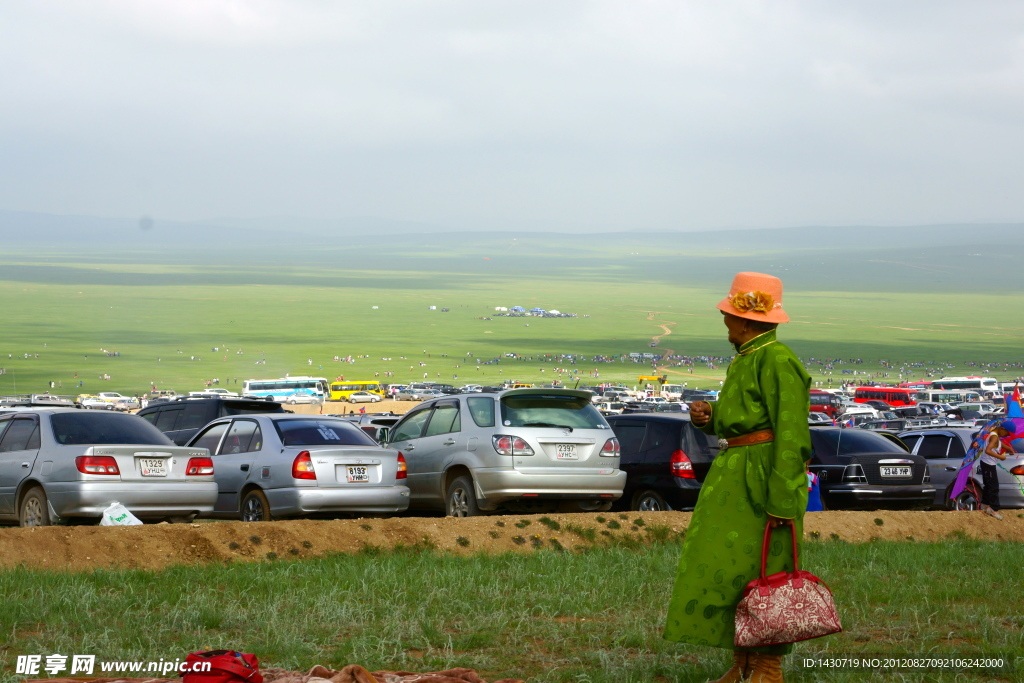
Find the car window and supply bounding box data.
[178,403,213,431]
[0,418,39,452]
[223,400,286,416]
[467,397,495,427]
[50,412,173,446]
[424,404,460,436]
[391,408,432,442]
[948,436,966,459]
[274,419,376,446]
[900,435,921,452]
[155,407,183,432]
[139,411,158,424]
[191,422,229,453]
[218,420,262,455]
[917,435,951,458]
[610,422,646,454]
[643,422,678,451]
[500,395,607,429]
[813,429,908,456]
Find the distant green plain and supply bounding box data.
[1,238,1022,397]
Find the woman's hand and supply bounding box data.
[690,401,712,427]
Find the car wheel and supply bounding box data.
[446,475,480,517]
[632,489,668,512]
[287,399,297,405]
[20,487,51,527]
[241,489,273,522]
[945,481,979,511]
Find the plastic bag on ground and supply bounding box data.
[99,501,143,526]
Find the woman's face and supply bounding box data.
[722,312,750,347]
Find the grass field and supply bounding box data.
[0,538,1020,683]
[1,238,1023,397]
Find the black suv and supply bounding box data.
[137,397,286,445]
[605,413,717,511]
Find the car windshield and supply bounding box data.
[814,429,908,455]
[51,412,173,445]
[274,419,377,446]
[223,401,285,415]
[500,395,608,429]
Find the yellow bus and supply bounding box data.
[329,381,384,401]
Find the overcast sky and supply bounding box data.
[2,0,1024,232]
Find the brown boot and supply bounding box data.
[707,650,750,682]
[746,653,784,683]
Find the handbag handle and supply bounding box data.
[758,520,799,580]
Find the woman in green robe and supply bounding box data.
[664,273,812,683]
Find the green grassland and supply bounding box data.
[1,539,1021,683]
[1,236,1023,397]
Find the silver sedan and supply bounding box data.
[347,391,383,404]
[0,409,218,526]
[187,414,410,521]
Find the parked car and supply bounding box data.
[328,413,402,443]
[0,409,218,526]
[137,396,286,445]
[605,414,716,511]
[396,388,443,401]
[189,388,239,398]
[383,388,625,515]
[346,391,383,404]
[185,415,409,520]
[898,428,1024,510]
[808,411,832,424]
[77,395,115,410]
[595,401,627,415]
[807,427,933,509]
[654,403,688,413]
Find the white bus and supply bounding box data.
[916,389,982,405]
[243,376,329,403]
[932,376,1000,397]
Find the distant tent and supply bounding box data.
[548,309,561,315]
[510,306,526,312]
[530,307,546,314]
[495,306,508,311]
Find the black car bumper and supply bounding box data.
[824,483,935,509]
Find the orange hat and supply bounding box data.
[716,272,789,323]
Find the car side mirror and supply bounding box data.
[377,427,390,443]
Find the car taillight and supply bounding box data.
[396,452,407,480]
[185,456,214,475]
[291,450,317,480]
[1010,464,1024,476]
[669,449,695,479]
[842,464,867,483]
[600,438,620,457]
[492,435,534,456]
[76,455,120,475]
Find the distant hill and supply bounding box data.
[2,208,1023,251]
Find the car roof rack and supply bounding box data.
[0,393,77,407]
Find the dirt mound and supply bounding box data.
[1,510,1021,572]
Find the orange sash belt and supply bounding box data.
[724,429,775,448]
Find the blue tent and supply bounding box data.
[510,306,526,312]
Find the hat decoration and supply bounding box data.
[728,291,777,315]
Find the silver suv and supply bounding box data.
[384,388,626,516]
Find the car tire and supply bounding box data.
[287,399,297,405]
[446,475,480,517]
[945,481,979,511]
[20,487,51,527]
[240,489,273,522]
[632,489,668,512]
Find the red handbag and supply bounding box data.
[183,651,263,683]
[734,522,842,647]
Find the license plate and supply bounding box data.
[140,458,167,477]
[346,465,369,482]
[880,466,911,477]
[555,444,578,460]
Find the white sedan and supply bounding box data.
[347,391,383,404]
